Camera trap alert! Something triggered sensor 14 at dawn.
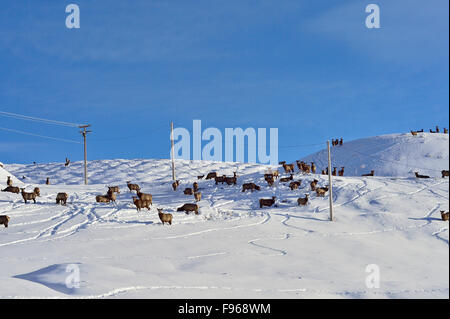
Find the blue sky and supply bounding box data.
[0,0,448,164]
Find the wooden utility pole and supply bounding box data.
[327,140,334,221]
[79,125,91,185]
[170,122,176,181]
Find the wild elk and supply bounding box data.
[1,186,20,194]
[282,163,295,173]
[157,208,173,225]
[193,182,199,192]
[289,181,301,190]
[361,170,374,177]
[184,188,193,195]
[339,138,343,146]
[441,211,449,221]
[197,175,204,180]
[280,174,294,183]
[297,194,309,206]
[444,128,448,134]
[177,203,199,215]
[0,215,10,228]
[172,180,180,191]
[441,170,449,178]
[96,191,116,204]
[64,157,70,167]
[205,172,217,180]
[20,188,37,204]
[137,191,153,205]
[316,187,329,197]
[46,177,50,185]
[259,196,276,208]
[410,130,418,136]
[310,179,319,191]
[225,174,237,185]
[242,183,261,192]
[332,167,337,176]
[126,181,140,193]
[56,193,69,205]
[214,175,227,185]
[311,162,316,174]
[338,167,345,176]
[194,192,202,202]
[33,187,40,197]
[415,172,430,179]
[132,196,151,211]
[6,176,12,187]
[108,186,120,194]
[265,176,275,186]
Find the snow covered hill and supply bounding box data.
[0,152,449,298]
[300,132,449,177]
[0,165,23,188]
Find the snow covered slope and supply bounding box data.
[5,159,273,186]
[300,133,449,177]
[0,164,22,188]
[1,157,449,299]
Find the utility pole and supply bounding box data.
[79,125,91,185]
[327,140,334,221]
[170,122,176,181]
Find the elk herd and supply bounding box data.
[1,155,449,230]
[411,126,448,135]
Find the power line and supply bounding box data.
[0,126,82,144]
[0,111,85,128]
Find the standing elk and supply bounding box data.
[259,196,276,208]
[157,208,173,225]
[0,215,10,228]
[56,193,69,206]
[297,194,309,206]
[126,181,140,193]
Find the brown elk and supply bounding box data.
[361,170,374,177]
[172,180,180,191]
[56,193,69,206]
[316,187,329,197]
[177,203,199,215]
[0,215,10,228]
[242,183,261,192]
[1,186,20,194]
[20,188,37,204]
[310,179,319,191]
[415,172,430,179]
[283,163,295,173]
[126,181,140,192]
[157,208,173,225]
[280,174,294,183]
[297,194,309,206]
[206,172,217,180]
[259,196,276,208]
[132,196,151,211]
[137,191,153,205]
[289,181,301,190]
